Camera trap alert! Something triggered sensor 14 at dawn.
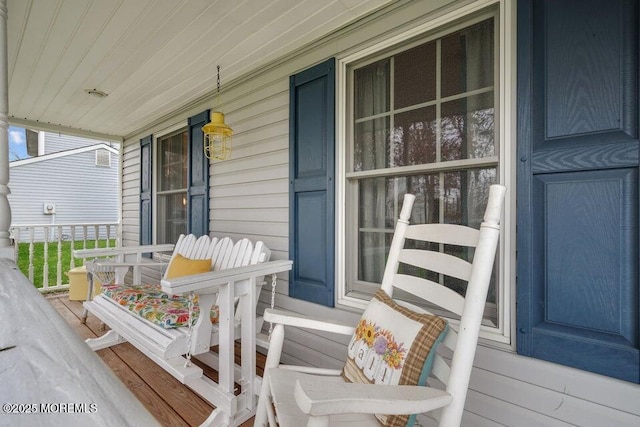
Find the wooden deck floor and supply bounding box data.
[47,293,262,426]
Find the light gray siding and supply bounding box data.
[121,141,141,248]
[9,146,119,241]
[43,131,118,155]
[119,0,640,425]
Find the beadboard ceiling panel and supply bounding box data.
[7,0,394,140]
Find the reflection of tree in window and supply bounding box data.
[349,17,499,312]
[392,107,436,167]
[442,93,494,161]
[157,130,188,244]
[355,118,389,171]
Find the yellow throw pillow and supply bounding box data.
[165,253,211,279]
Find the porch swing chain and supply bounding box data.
[268,273,277,341]
[184,291,195,368]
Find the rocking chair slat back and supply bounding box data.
[378,187,505,426]
[403,223,480,247]
[397,249,473,281]
[255,185,505,427]
[391,274,466,315]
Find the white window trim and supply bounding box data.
[335,0,516,347]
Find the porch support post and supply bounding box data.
[0,0,13,260]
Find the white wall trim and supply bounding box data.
[9,143,119,168]
[153,121,187,141]
[9,118,124,143]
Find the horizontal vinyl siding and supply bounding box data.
[471,346,640,423]
[211,77,292,348]
[9,149,119,241]
[121,142,141,247]
[117,0,640,425]
[429,344,640,427]
[209,78,289,264]
[43,131,118,155]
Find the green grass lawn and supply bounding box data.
[16,239,116,288]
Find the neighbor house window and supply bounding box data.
[156,129,188,244]
[95,149,111,167]
[342,13,503,329]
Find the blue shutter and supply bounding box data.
[517,0,639,383]
[289,58,335,307]
[187,111,210,237]
[140,135,153,248]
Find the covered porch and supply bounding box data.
[2,0,640,426]
[0,1,396,425]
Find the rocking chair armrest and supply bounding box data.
[294,379,452,417]
[73,243,176,259]
[264,308,355,336]
[160,260,293,295]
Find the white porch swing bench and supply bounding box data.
[75,234,293,426]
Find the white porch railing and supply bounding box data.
[9,222,120,293]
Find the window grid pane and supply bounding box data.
[159,132,187,192]
[348,17,498,318]
[157,130,188,244]
[157,192,187,245]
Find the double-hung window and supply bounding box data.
[156,129,188,244]
[140,111,209,248]
[340,7,510,340]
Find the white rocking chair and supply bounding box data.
[255,184,506,427]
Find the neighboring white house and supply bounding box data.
[9,132,120,242]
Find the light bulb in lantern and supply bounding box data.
[202,111,233,160]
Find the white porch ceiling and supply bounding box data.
[7,0,393,140]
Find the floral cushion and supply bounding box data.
[102,283,183,305]
[101,284,219,329]
[343,289,448,427]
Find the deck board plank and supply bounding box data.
[50,296,192,426]
[99,348,191,427]
[111,342,213,426]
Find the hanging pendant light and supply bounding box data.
[203,65,233,160]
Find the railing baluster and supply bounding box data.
[28,228,34,282]
[43,226,49,289]
[56,226,63,286]
[11,227,18,264]
[70,226,76,270]
[11,222,119,293]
